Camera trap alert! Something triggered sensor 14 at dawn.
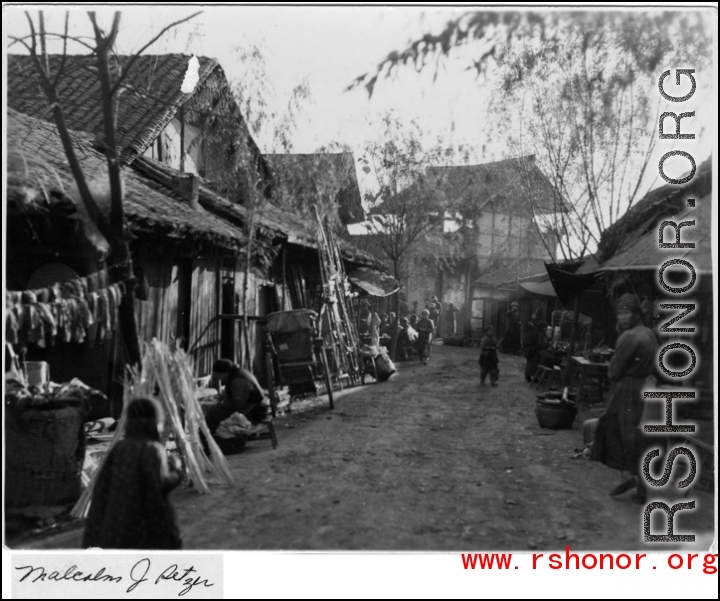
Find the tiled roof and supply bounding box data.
[8,53,219,164]
[7,108,251,253]
[473,257,550,287]
[421,155,568,215]
[132,155,386,271]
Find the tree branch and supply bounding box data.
[109,11,202,97]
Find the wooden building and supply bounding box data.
[6,53,388,413]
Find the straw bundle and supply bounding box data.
[71,339,235,518]
[167,347,235,486]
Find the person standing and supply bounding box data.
[590,294,657,504]
[446,302,459,336]
[415,310,436,365]
[479,326,500,386]
[500,302,521,354]
[522,312,541,382]
[428,302,439,324]
[397,316,418,361]
[83,397,182,549]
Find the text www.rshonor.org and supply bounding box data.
[461,547,718,572]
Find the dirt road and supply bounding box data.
[173,344,714,551]
[12,343,713,551]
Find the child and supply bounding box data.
[83,397,182,549]
[479,326,500,386]
[415,310,436,364]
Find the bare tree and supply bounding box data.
[353,113,472,356]
[347,10,712,263]
[495,25,664,262]
[10,10,200,368]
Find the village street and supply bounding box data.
[12,343,714,553]
[167,344,714,552]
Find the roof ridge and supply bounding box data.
[425,155,535,170]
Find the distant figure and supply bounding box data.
[83,397,182,550]
[358,301,371,334]
[446,302,459,336]
[408,314,419,328]
[397,317,418,361]
[415,310,436,365]
[478,326,500,386]
[370,312,381,347]
[500,302,521,354]
[377,312,388,333]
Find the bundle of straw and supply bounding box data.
[145,343,210,494]
[71,339,236,518]
[168,347,234,486]
[71,363,139,519]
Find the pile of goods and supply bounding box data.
[5,373,106,509]
[360,344,396,382]
[72,339,235,518]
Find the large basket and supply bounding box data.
[535,399,577,429]
[5,404,86,508]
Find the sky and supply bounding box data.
[4,4,716,223]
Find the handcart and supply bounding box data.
[264,309,335,410]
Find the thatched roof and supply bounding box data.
[597,156,712,262]
[597,193,712,273]
[7,109,252,254]
[264,153,365,225]
[131,155,385,271]
[422,155,568,216]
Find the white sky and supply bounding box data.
[4,4,716,207]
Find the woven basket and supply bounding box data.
[535,400,577,429]
[5,403,86,508]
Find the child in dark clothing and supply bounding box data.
[479,326,500,386]
[415,310,436,364]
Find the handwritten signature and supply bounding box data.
[16,558,214,597]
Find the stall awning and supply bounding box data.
[347,268,400,297]
[545,263,596,306]
[519,280,558,297]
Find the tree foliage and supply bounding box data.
[350,10,712,264]
[493,12,712,261]
[348,10,712,98]
[353,113,471,282]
